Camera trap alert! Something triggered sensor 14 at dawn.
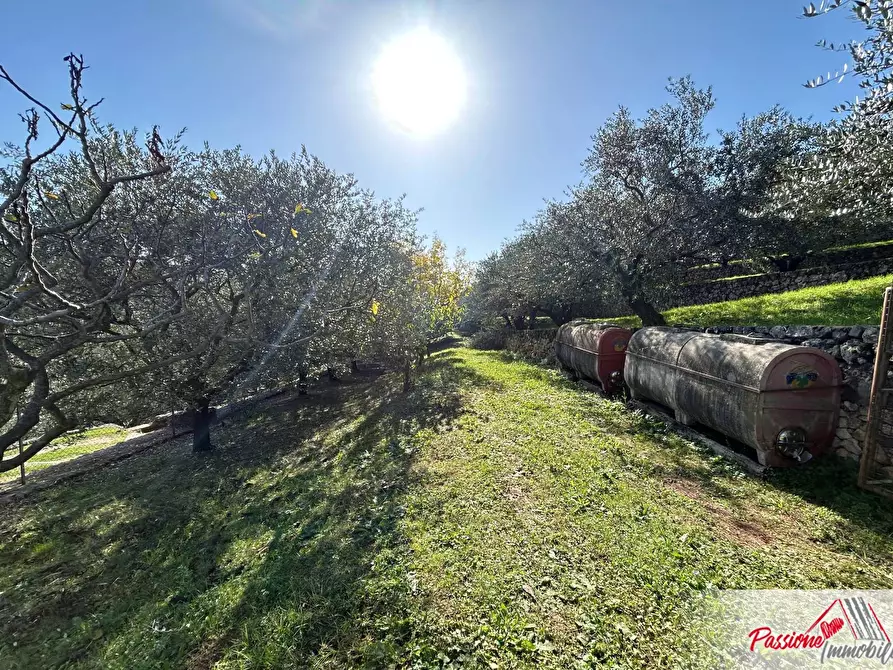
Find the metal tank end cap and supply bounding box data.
[776,428,812,463]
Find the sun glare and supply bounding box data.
[372,28,467,137]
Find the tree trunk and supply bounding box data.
[544,306,572,326]
[768,255,805,272]
[326,367,341,384]
[402,359,413,393]
[298,369,308,396]
[616,267,666,327]
[191,402,214,453]
[629,297,666,326]
[350,360,359,373]
[501,314,512,328]
[527,308,537,329]
[512,313,526,331]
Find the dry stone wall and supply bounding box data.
[665,258,892,309]
[684,243,893,283]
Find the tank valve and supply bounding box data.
[776,428,812,463]
[609,371,623,386]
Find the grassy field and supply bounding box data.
[604,274,892,328]
[0,425,133,485]
[1,347,892,668]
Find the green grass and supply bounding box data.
[2,348,893,668]
[603,274,892,328]
[0,426,132,485]
[826,238,893,253]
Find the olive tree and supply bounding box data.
[797,0,893,227]
[0,55,434,464]
[364,236,471,391]
[0,55,208,469]
[576,79,823,324]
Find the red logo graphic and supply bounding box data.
[748,597,890,655]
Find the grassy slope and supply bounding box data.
[0,426,132,485]
[604,274,892,328]
[2,349,893,668]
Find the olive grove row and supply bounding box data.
[0,55,470,468]
[465,1,893,330]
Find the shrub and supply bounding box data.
[505,329,558,365]
[469,329,509,350]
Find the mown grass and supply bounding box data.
[0,425,132,485]
[604,274,892,328]
[1,348,892,668]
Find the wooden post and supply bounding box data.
[16,402,25,485]
[860,286,893,496]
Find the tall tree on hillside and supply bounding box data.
[712,109,835,271]
[798,0,893,227]
[577,79,820,324]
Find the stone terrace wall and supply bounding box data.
[669,324,891,475]
[684,242,893,284]
[664,258,892,309]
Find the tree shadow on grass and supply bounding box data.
[531,360,893,571]
[0,348,482,669]
[633,415,893,570]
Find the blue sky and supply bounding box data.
[0,1,863,260]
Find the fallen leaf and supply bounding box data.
[209,190,219,201]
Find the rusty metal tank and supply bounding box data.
[555,322,632,393]
[624,327,842,466]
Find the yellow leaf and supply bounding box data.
[209,190,219,201]
[290,228,298,238]
[294,203,312,215]
[60,103,74,111]
[247,213,262,220]
[371,300,380,316]
[3,213,17,222]
[44,191,60,200]
[253,229,267,238]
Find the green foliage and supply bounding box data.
[796,1,893,225]
[3,348,892,667]
[363,236,472,388]
[504,329,558,364]
[468,329,509,350]
[0,56,467,468]
[468,78,834,328]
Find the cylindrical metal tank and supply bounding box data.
[554,322,632,393]
[625,327,842,466]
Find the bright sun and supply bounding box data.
[372,28,467,137]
